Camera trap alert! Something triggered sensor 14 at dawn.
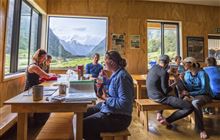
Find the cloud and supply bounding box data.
[72,27,86,31]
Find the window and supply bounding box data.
[147,21,180,69]
[208,35,220,65]
[47,16,107,68]
[4,0,15,75]
[4,0,42,75]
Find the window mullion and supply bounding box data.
[28,9,33,65]
[37,14,42,50]
[161,23,164,55]
[10,0,22,73]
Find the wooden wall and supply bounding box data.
[47,0,220,74]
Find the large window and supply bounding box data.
[47,16,107,68]
[4,0,41,75]
[147,21,180,68]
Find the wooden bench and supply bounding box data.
[135,99,220,131]
[0,105,17,136]
[36,112,74,140]
[101,129,131,140]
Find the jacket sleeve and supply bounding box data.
[105,75,134,110]
[160,71,172,95]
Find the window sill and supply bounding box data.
[3,72,26,82]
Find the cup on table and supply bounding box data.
[32,85,43,101]
[59,84,67,96]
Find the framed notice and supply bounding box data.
[129,35,140,49]
[111,33,125,55]
[187,36,205,62]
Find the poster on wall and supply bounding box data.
[187,36,205,62]
[129,35,140,49]
[111,33,125,55]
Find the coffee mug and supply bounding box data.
[59,84,67,95]
[32,85,43,101]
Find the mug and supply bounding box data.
[59,84,67,96]
[32,85,43,101]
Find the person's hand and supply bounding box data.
[101,89,108,100]
[181,90,189,96]
[179,72,185,80]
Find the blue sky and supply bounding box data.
[49,17,107,46]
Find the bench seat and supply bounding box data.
[0,105,17,136]
[36,112,74,140]
[135,99,220,131]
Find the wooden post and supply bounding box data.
[17,113,28,140]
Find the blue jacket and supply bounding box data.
[85,63,103,78]
[203,66,220,97]
[184,70,210,96]
[100,68,134,116]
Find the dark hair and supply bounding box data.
[175,56,182,61]
[94,53,100,58]
[206,57,217,66]
[105,51,127,68]
[47,55,52,60]
[38,49,47,57]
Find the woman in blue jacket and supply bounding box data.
[182,57,211,139]
[83,51,134,140]
[203,57,220,99]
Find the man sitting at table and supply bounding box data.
[85,53,103,78]
[147,54,193,128]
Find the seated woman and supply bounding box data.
[203,57,220,99]
[181,57,212,139]
[25,49,51,90]
[85,53,103,78]
[25,49,53,125]
[83,51,134,140]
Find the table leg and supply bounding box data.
[17,113,28,140]
[137,84,141,99]
[74,113,83,140]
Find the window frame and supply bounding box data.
[46,15,108,70]
[147,21,180,55]
[5,0,42,76]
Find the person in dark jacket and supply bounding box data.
[147,55,193,128]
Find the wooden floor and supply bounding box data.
[1,107,220,140]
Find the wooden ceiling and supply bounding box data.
[139,0,220,7]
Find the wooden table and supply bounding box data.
[131,74,147,99]
[4,79,96,140]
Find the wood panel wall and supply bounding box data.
[47,0,220,74]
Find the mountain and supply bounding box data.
[48,28,106,58]
[48,28,73,58]
[60,39,94,57]
[88,38,106,57]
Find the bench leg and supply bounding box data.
[190,112,195,125]
[136,102,140,117]
[143,111,149,131]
